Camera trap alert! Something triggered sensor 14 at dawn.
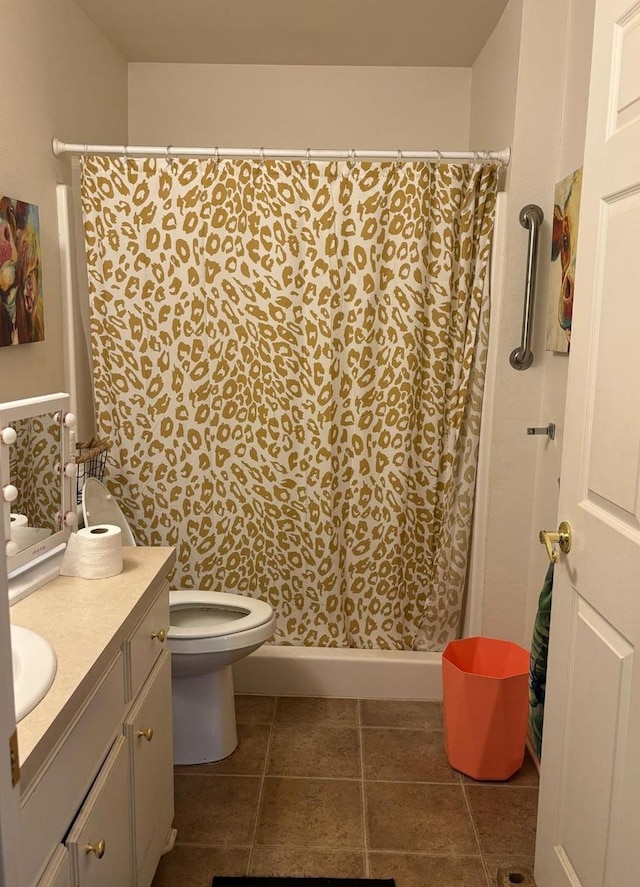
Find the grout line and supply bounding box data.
[244,694,277,876]
[460,780,492,887]
[357,699,370,878]
[267,723,361,731]
[176,770,469,785]
[265,774,464,785]
[170,836,489,858]
[175,772,270,779]
[462,783,541,791]
[481,855,495,887]
[249,842,372,853]
[172,840,253,849]
[366,849,486,859]
[359,725,447,733]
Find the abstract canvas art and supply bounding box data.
[546,167,583,353]
[0,196,44,346]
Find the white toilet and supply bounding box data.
[82,478,276,763]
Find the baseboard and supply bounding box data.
[232,645,443,700]
[161,827,177,856]
[525,732,541,774]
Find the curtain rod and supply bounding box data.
[52,138,511,166]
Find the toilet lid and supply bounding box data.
[82,478,137,547]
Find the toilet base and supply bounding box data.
[171,665,238,764]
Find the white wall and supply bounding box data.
[470,0,524,188]
[128,63,472,149]
[0,0,128,403]
[524,0,596,636]
[470,0,595,647]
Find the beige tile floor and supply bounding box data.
[152,695,538,887]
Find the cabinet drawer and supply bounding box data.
[21,654,125,887]
[67,735,132,887]
[125,649,174,886]
[35,846,71,887]
[126,582,170,701]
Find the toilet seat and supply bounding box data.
[169,590,274,638]
[82,478,137,546]
[168,590,276,655]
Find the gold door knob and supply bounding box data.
[137,726,154,742]
[539,520,572,564]
[151,629,166,642]
[85,838,106,859]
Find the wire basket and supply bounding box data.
[75,436,112,505]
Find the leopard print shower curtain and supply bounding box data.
[80,156,498,651]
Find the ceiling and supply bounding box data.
[73,0,509,67]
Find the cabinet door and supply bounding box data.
[36,846,71,887]
[127,583,170,702]
[66,735,132,887]
[125,649,174,887]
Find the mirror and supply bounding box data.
[0,393,75,582]
[9,412,61,553]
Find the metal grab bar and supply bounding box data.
[509,204,544,370]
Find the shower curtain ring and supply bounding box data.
[214,146,220,167]
[306,148,311,169]
[348,148,356,168]
[259,147,266,168]
[395,149,403,169]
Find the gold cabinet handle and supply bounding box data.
[85,838,106,859]
[137,726,154,742]
[151,628,166,643]
[539,520,572,564]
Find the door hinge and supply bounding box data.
[9,730,20,787]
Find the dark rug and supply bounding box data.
[212,879,395,886]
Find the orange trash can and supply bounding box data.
[442,636,529,781]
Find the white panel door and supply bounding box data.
[535,1,640,885]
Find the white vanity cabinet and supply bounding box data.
[13,548,176,887]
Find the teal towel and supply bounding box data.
[529,563,554,759]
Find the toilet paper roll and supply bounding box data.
[10,513,28,527]
[60,524,123,579]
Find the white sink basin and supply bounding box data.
[11,625,57,722]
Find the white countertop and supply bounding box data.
[9,547,175,788]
